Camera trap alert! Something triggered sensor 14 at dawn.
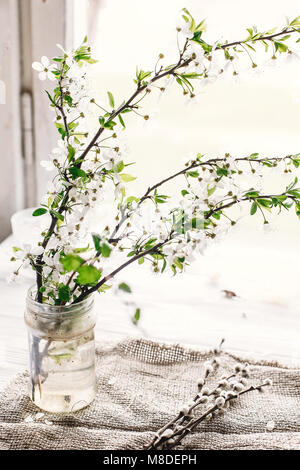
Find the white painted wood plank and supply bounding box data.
[0,0,24,240]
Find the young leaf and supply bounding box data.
[107,91,115,108]
[67,144,76,162]
[101,243,112,258]
[132,308,141,325]
[97,283,111,293]
[250,202,257,215]
[69,167,87,179]
[50,210,64,222]
[77,265,101,285]
[119,282,132,293]
[60,254,83,272]
[32,208,47,217]
[58,284,70,303]
[120,173,136,182]
[118,114,125,128]
[92,233,101,252]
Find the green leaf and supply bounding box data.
[287,189,300,198]
[118,114,125,128]
[245,191,260,197]
[92,233,101,252]
[120,173,136,182]
[132,308,141,325]
[115,160,125,173]
[101,243,112,258]
[68,121,79,131]
[187,171,199,178]
[138,257,144,265]
[107,91,115,108]
[32,208,47,217]
[58,127,67,140]
[58,284,70,302]
[250,202,257,215]
[45,90,55,106]
[290,16,300,27]
[97,283,111,293]
[74,245,91,253]
[257,198,272,207]
[207,184,216,197]
[274,41,288,53]
[50,210,64,222]
[69,166,87,179]
[60,254,83,272]
[77,265,101,285]
[126,196,139,205]
[104,120,117,130]
[119,282,132,293]
[67,144,76,162]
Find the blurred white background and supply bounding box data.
[82,0,300,235]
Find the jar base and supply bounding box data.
[29,383,97,413]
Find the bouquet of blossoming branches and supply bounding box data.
[9,8,300,307]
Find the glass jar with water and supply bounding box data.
[25,288,97,412]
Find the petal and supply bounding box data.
[56,43,65,53]
[32,62,43,71]
[47,72,56,81]
[41,56,49,67]
[38,71,47,81]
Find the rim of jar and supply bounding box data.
[26,285,94,319]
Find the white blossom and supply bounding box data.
[32,56,56,81]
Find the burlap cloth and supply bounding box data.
[0,337,299,450]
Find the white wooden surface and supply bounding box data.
[0,226,299,390]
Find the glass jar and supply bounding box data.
[24,288,97,413]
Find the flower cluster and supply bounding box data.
[9,9,300,307]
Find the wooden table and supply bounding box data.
[1,228,299,389]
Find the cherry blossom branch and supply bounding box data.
[73,232,174,303]
[109,154,296,243]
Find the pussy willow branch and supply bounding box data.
[147,339,225,449]
[150,382,270,450]
[35,27,299,301]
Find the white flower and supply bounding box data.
[6,272,18,284]
[177,17,194,39]
[32,56,56,81]
[41,160,55,171]
[43,252,62,271]
[142,108,159,127]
